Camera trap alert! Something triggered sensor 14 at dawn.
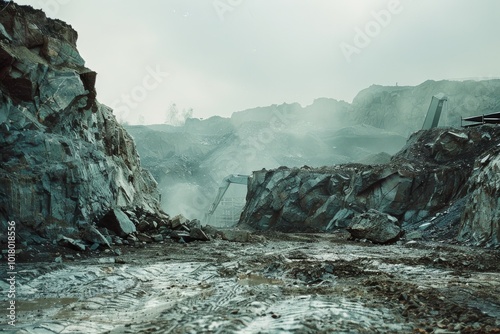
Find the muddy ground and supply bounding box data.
[2,232,500,333]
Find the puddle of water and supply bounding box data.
[16,297,79,312]
[238,274,283,286]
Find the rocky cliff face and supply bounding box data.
[239,125,500,246]
[458,145,500,247]
[0,3,162,241]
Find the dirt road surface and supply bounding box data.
[2,233,500,333]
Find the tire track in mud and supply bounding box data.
[236,296,412,334]
[142,277,253,333]
[3,239,500,333]
[6,262,222,333]
[206,281,246,312]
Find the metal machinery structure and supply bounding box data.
[461,112,500,127]
[422,93,448,130]
[205,174,249,226]
[421,93,499,129]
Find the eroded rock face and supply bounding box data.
[239,126,500,245]
[458,147,500,247]
[0,3,161,240]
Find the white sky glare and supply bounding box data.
[15,0,500,124]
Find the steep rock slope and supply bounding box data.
[239,126,500,246]
[0,3,162,240]
[458,145,500,247]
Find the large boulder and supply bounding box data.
[347,209,401,243]
[171,214,189,229]
[99,209,137,237]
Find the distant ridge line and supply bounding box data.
[446,76,500,81]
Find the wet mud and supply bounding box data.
[2,233,500,333]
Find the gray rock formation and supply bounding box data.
[239,126,500,246]
[458,146,500,247]
[99,209,137,237]
[347,209,401,243]
[0,3,162,241]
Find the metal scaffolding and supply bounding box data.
[211,197,246,227]
[462,111,500,127]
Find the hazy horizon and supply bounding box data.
[14,0,500,125]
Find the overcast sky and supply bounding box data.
[16,0,500,124]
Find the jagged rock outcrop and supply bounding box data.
[458,146,500,247]
[0,3,162,241]
[239,126,500,246]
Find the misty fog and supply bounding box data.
[126,79,500,224]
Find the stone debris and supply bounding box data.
[99,209,137,237]
[137,233,153,243]
[82,225,112,248]
[97,257,116,264]
[170,230,191,243]
[189,227,210,242]
[58,236,87,252]
[152,234,164,242]
[171,214,189,230]
[221,229,251,243]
